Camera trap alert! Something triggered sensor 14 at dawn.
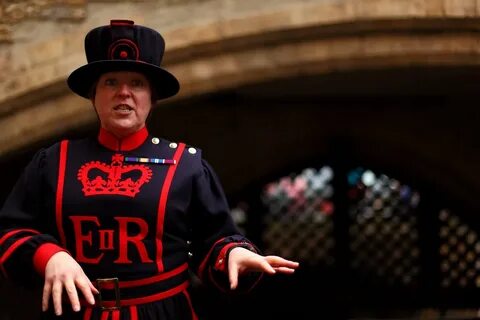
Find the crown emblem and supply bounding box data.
[77,154,152,197]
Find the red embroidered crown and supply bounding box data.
[77,154,152,197]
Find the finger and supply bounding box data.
[260,260,276,274]
[76,278,97,305]
[42,281,52,312]
[51,280,64,316]
[240,258,275,275]
[282,260,300,268]
[229,264,239,290]
[64,278,80,312]
[265,257,299,269]
[89,281,99,295]
[273,266,297,274]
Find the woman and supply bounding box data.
[0,20,298,319]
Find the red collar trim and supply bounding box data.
[98,127,148,151]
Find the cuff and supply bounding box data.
[33,243,67,276]
[214,243,238,272]
[214,242,257,273]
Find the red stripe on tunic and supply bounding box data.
[56,140,69,247]
[155,143,185,272]
[112,310,120,320]
[83,307,92,320]
[183,289,199,320]
[100,311,109,320]
[130,306,138,320]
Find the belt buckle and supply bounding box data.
[96,277,121,310]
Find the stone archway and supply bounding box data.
[1,0,480,157]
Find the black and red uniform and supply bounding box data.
[0,127,259,320]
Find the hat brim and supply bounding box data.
[67,60,180,100]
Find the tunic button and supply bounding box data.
[188,147,197,154]
[169,142,178,149]
[152,137,160,144]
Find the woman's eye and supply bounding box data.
[104,78,118,86]
[131,79,144,87]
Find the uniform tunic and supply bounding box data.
[0,127,259,320]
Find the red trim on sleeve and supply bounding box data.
[197,237,226,279]
[214,243,238,272]
[56,140,68,247]
[198,239,258,278]
[155,143,185,272]
[32,243,66,276]
[0,229,40,247]
[0,236,33,278]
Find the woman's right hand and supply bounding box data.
[42,251,98,315]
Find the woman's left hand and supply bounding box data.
[227,247,299,290]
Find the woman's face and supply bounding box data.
[93,71,152,138]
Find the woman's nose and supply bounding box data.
[116,83,132,97]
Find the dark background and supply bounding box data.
[0,66,479,319]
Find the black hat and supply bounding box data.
[67,19,179,100]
